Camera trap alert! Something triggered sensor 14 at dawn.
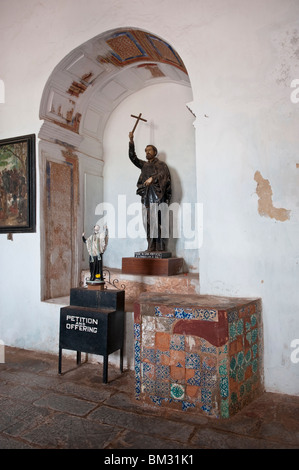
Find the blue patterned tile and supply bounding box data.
[135,362,140,377]
[149,396,163,406]
[155,306,162,317]
[185,352,200,369]
[201,389,212,404]
[156,364,170,380]
[186,370,201,386]
[174,308,185,319]
[201,404,212,415]
[134,323,140,341]
[134,340,141,364]
[142,348,155,364]
[170,334,185,351]
[143,378,156,394]
[142,362,155,379]
[201,340,217,354]
[155,380,170,397]
[155,349,170,365]
[200,309,217,321]
[182,401,196,411]
[201,370,217,388]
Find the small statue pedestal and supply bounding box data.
[122,252,184,276]
[86,280,105,291]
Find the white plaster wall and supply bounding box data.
[102,82,197,270]
[0,0,298,395]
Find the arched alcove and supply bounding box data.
[39,27,194,300]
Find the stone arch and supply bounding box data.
[39,27,192,300]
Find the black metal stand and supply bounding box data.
[58,288,125,383]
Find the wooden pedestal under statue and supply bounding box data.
[122,251,185,276]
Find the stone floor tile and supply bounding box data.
[0,434,36,449]
[88,405,195,443]
[21,413,120,449]
[0,397,51,436]
[33,393,98,416]
[190,427,295,449]
[112,429,196,449]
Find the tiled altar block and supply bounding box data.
[134,293,263,418]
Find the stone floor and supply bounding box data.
[0,346,299,451]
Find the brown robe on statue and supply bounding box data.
[129,141,171,251]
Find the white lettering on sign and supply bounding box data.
[65,315,98,334]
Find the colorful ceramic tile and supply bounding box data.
[134,323,140,341]
[252,344,258,358]
[156,364,170,380]
[155,305,174,317]
[142,378,156,394]
[142,362,155,379]
[199,309,218,321]
[170,334,185,351]
[134,340,141,363]
[252,328,258,343]
[202,355,217,371]
[229,323,237,340]
[182,401,196,411]
[170,383,185,400]
[228,310,238,323]
[156,349,170,365]
[142,347,155,364]
[219,360,228,376]
[185,352,200,369]
[201,370,217,388]
[201,339,216,354]
[221,399,229,418]
[237,351,244,366]
[154,306,162,317]
[175,308,188,319]
[220,376,229,398]
[201,389,212,404]
[155,380,170,397]
[186,369,201,386]
[237,319,244,335]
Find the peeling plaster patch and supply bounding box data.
[254,171,290,221]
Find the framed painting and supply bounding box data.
[0,134,36,233]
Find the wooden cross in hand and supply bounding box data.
[130,113,147,134]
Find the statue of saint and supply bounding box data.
[128,131,171,252]
[82,224,108,281]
